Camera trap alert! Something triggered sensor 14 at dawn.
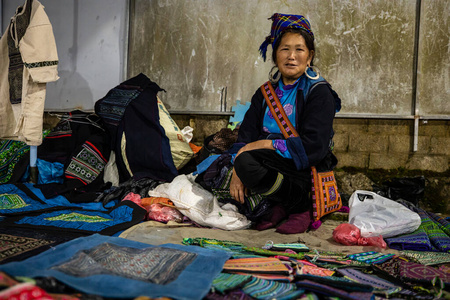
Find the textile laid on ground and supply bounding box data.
[0,226,76,264]
[95,73,178,183]
[0,234,231,300]
[0,183,146,236]
[0,0,59,146]
[385,201,450,252]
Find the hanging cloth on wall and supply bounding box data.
[0,0,59,146]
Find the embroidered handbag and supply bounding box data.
[260,81,342,222]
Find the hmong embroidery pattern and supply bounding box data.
[0,140,30,183]
[45,212,112,223]
[261,82,298,139]
[97,88,141,126]
[24,60,58,68]
[0,194,29,210]
[0,234,53,262]
[44,120,72,138]
[7,0,33,104]
[65,142,107,184]
[242,277,303,299]
[52,242,197,285]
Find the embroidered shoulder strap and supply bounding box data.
[260,81,299,139]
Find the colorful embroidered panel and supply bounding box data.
[242,276,304,299]
[346,251,395,265]
[211,273,252,294]
[337,268,402,295]
[223,257,291,275]
[0,140,29,184]
[9,201,145,235]
[0,183,69,216]
[52,242,197,285]
[65,141,108,185]
[0,234,53,263]
[0,194,29,210]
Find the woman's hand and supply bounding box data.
[230,168,247,204]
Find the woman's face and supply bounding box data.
[275,32,313,85]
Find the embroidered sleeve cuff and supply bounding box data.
[272,139,292,159]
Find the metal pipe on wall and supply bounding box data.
[411,0,423,152]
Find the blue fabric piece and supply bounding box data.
[36,159,64,184]
[193,154,221,175]
[0,234,231,300]
[14,205,135,233]
[0,183,111,215]
[263,79,298,135]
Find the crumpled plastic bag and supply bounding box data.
[147,203,184,223]
[348,190,421,238]
[333,223,387,248]
[149,174,251,230]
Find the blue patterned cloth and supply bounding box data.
[0,234,231,300]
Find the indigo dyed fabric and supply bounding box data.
[0,234,231,300]
[3,201,146,236]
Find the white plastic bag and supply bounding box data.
[149,174,251,231]
[348,190,421,238]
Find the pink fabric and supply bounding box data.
[147,203,183,223]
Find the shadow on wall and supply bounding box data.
[46,70,93,111]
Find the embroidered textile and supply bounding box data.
[0,234,52,263]
[0,226,77,264]
[0,183,69,216]
[243,247,306,260]
[0,234,231,299]
[65,141,108,185]
[295,279,374,300]
[241,277,304,299]
[96,87,142,126]
[0,282,54,300]
[211,273,252,294]
[0,0,59,146]
[7,201,146,236]
[53,242,197,284]
[7,0,33,104]
[294,274,374,293]
[223,257,291,275]
[337,268,402,295]
[398,261,450,284]
[299,264,335,277]
[0,139,29,183]
[386,206,450,252]
[346,251,395,264]
[401,250,450,266]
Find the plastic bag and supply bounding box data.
[348,190,421,238]
[149,174,251,230]
[374,176,425,206]
[333,223,387,248]
[147,203,184,223]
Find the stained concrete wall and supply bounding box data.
[129,0,424,115]
[416,0,450,116]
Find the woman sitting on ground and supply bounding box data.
[229,13,341,234]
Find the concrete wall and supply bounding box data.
[128,0,449,119]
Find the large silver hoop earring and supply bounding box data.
[305,65,320,80]
[269,66,281,83]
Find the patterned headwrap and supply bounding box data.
[259,13,314,61]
